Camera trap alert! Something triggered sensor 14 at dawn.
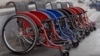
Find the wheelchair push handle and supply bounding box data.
[29,0,55,10]
[6,1,29,12]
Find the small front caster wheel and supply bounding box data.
[93,26,96,31]
[72,42,79,48]
[61,50,69,56]
[85,31,90,36]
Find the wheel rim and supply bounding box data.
[3,15,37,53]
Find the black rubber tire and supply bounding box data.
[93,26,96,31]
[63,52,69,56]
[81,31,85,39]
[86,31,90,36]
[72,42,79,48]
[2,14,39,54]
[89,27,94,32]
[85,30,90,36]
[61,50,69,56]
[79,31,85,39]
[76,35,82,42]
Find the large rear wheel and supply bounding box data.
[2,14,38,54]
